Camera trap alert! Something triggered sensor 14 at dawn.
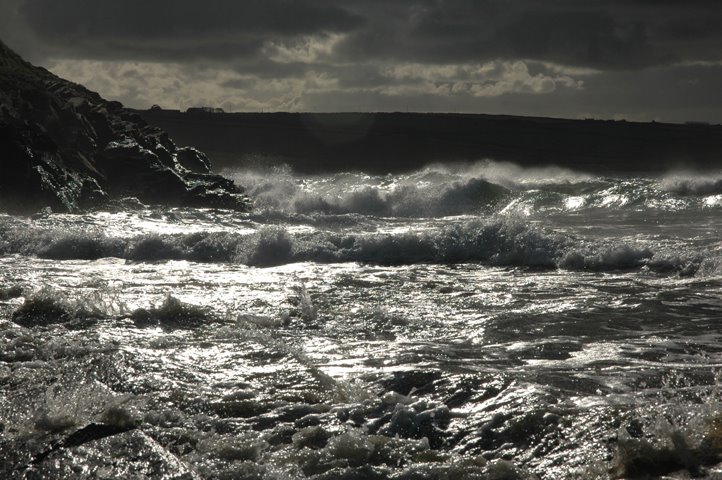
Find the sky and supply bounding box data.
[2,0,722,123]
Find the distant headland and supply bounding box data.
[136,108,722,175]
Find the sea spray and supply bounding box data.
[0,217,715,276]
[2,166,722,478]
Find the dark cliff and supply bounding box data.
[136,110,722,175]
[0,40,250,214]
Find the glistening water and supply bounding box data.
[1,161,722,479]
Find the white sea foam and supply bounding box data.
[226,162,722,219]
[228,164,512,217]
[659,172,722,195]
[4,163,722,480]
[0,217,714,276]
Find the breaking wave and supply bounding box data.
[224,162,603,217]
[659,172,722,196]
[230,165,511,217]
[226,162,722,219]
[0,218,716,276]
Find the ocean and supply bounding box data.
[1,160,722,479]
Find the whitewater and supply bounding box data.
[1,160,722,479]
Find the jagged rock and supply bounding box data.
[96,139,188,201]
[78,177,109,209]
[107,196,148,211]
[23,429,199,479]
[176,146,211,173]
[0,39,250,214]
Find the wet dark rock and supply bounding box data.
[209,400,274,419]
[334,403,372,426]
[11,296,100,329]
[33,423,137,464]
[107,196,148,211]
[27,429,198,480]
[11,296,72,327]
[459,409,568,461]
[274,404,325,422]
[97,140,195,202]
[130,295,211,330]
[379,370,442,396]
[211,463,267,480]
[149,428,200,456]
[0,39,250,214]
[376,403,451,448]
[608,418,722,479]
[143,409,187,428]
[311,465,389,480]
[129,308,158,328]
[0,285,23,300]
[295,413,322,428]
[444,386,475,409]
[612,431,700,479]
[293,426,332,449]
[78,177,108,208]
[221,389,256,402]
[625,419,644,438]
[249,404,327,432]
[267,424,297,446]
[177,146,212,173]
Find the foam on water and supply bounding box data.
[229,163,512,217]
[3,163,722,479]
[226,162,722,220]
[660,171,722,196]
[0,217,718,277]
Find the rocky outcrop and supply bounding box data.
[0,40,250,214]
[176,146,211,173]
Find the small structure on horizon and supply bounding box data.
[187,106,225,114]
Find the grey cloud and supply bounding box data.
[22,0,363,36]
[7,0,722,69]
[296,63,722,123]
[228,58,314,79]
[44,49,722,123]
[221,78,257,90]
[17,0,363,61]
[334,0,722,69]
[3,0,722,122]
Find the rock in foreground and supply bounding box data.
[0,39,250,214]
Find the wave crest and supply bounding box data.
[660,173,722,196]
[0,219,713,276]
[229,165,510,217]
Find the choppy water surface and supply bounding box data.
[1,161,722,479]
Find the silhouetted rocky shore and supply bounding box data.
[0,40,250,214]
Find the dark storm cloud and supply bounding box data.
[23,0,362,36]
[334,0,722,69]
[9,0,722,68]
[3,0,722,121]
[17,0,363,61]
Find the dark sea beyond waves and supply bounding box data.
[1,161,722,479]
